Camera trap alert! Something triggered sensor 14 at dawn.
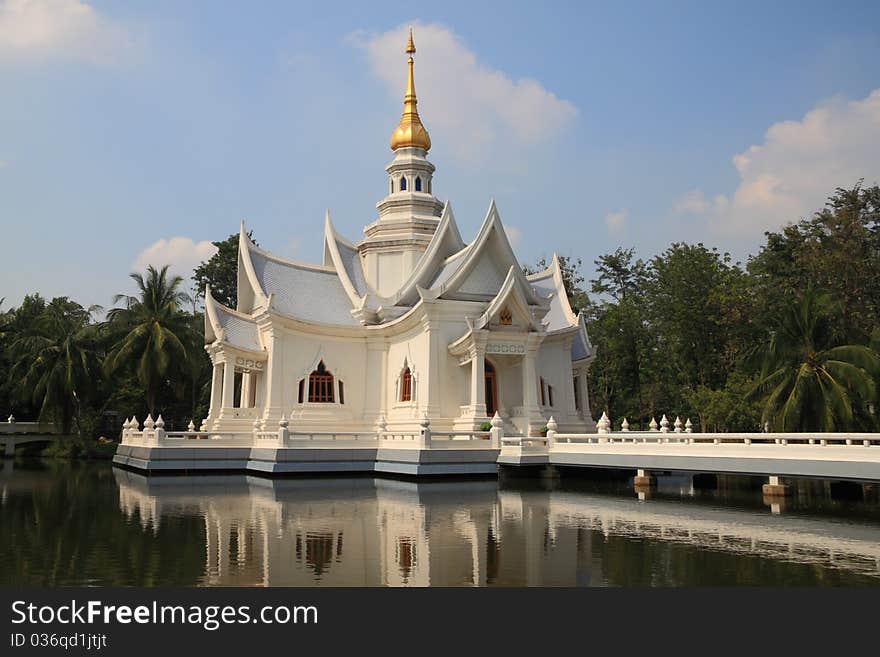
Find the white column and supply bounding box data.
[207,363,223,418]
[221,361,235,411]
[240,372,253,408]
[261,327,286,424]
[470,347,487,417]
[521,335,544,433]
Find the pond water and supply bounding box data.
[1,460,880,586]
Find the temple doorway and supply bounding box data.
[484,359,497,417]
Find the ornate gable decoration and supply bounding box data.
[499,307,513,325]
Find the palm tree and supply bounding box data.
[105,265,193,416]
[8,298,102,436]
[750,288,879,431]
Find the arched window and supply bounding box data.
[400,366,413,402]
[415,176,422,192]
[400,176,407,191]
[540,377,546,406]
[308,361,335,403]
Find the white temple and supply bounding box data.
[200,29,596,442]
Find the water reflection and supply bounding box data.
[113,468,880,586]
[2,460,880,586]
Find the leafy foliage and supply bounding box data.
[192,230,256,309]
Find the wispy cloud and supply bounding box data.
[604,209,627,234]
[352,22,577,164]
[133,237,218,283]
[0,0,131,63]
[675,88,880,237]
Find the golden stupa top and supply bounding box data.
[390,27,431,151]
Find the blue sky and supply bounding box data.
[1,0,879,309]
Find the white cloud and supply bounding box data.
[0,0,129,62]
[678,88,880,237]
[504,224,522,247]
[133,237,218,282]
[604,210,627,234]
[354,22,577,163]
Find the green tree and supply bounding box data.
[105,266,194,416]
[192,230,256,309]
[750,288,879,432]
[8,298,102,436]
[748,181,880,342]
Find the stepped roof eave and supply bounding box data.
[204,287,265,354]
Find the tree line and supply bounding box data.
[564,182,879,432]
[1,184,878,451]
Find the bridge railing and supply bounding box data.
[551,432,880,447]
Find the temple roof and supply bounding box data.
[238,231,361,327]
[204,288,264,353]
[232,202,589,342]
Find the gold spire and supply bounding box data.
[390,27,431,151]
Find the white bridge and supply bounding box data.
[0,418,60,456]
[499,415,880,488]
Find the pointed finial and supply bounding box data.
[188,419,196,432]
[491,411,503,428]
[390,27,431,151]
[685,418,693,434]
[649,417,658,432]
[674,416,683,433]
[547,416,558,432]
[155,414,165,430]
[621,418,630,432]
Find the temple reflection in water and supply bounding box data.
[114,469,880,586]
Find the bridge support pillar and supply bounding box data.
[762,475,791,497]
[633,469,656,488]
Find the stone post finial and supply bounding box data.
[685,418,693,434]
[546,416,558,448]
[621,418,630,432]
[7,414,14,424]
[155,414,165,430]
[144,414,155,430]
[489,411,504,449]
[674,416,683,433]
[378,414,388,431]
[660,414,669,433]
[188,420,196,432]
[649,417,658,432]
[419,413,432,448]
[597,411,610,434]
[277,414,290,446]
[199,419,208,432]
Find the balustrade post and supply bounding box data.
[154,415,166,443]
[546,416,558,450]
[489,412,503,449]
[419,414,432,449]
[278,415,289,447]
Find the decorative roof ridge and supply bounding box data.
[433,198,542,305]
